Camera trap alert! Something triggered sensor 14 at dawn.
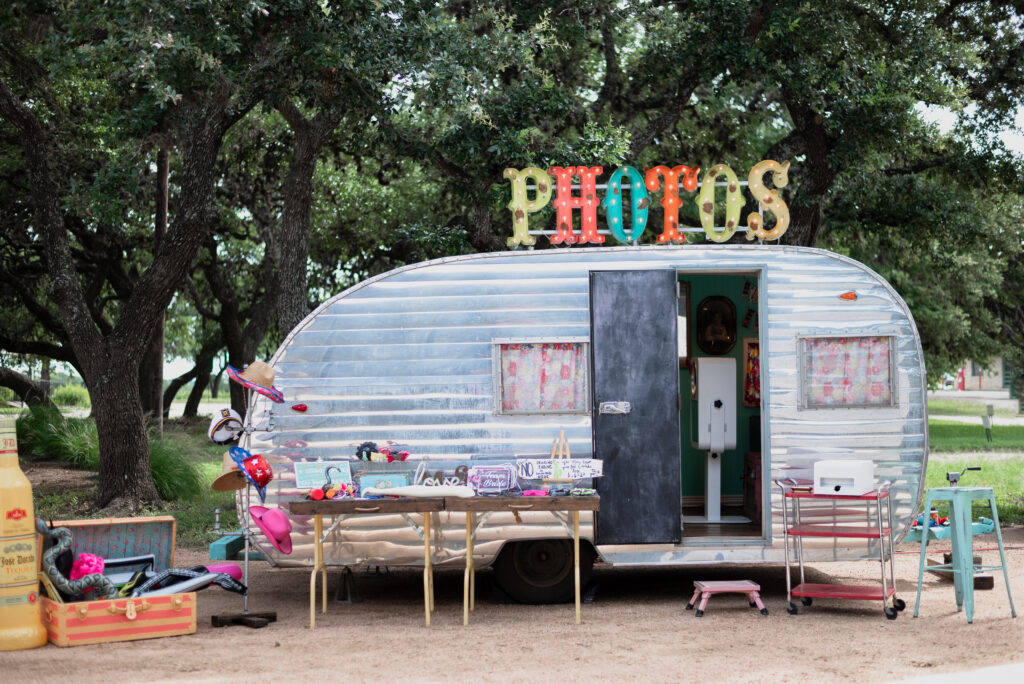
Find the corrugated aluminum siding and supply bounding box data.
[240,245,927,568]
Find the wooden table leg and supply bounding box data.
[469,512,476,613]
[574,510,581,625]
[309,513,323,629]
[463,512,474,625]
[423,511,432,626]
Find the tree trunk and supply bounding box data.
[0,366,57,409]
[40,358,50,399]
[92,349,161,509]
[140,148,169,426]
[276,103,342,335]
[183,355,212,418]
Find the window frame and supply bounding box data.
[798,334,898,410]
[491,337,591,416]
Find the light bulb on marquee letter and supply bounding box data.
[696,164,742,243]
[645,165,699,243]
[548,166,604,245]
[503,167,552,247]
[745,159,790,242]
[602,166,649,244]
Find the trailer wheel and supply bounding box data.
[493,539,595,604]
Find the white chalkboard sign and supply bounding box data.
[294,460,353,489]
[516,458,603,481]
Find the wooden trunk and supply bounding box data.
[41,593,196,647]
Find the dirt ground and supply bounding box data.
[3,520,1022,683]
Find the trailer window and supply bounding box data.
[800,336,895,408]
[492,340,590,414]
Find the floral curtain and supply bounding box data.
[803,336,893,407]
[499,342,588,413]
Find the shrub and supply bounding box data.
[52,383,91,408]
[148,435,203,501]
[16,407,202,502]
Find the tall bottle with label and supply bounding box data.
[0,416,47,650]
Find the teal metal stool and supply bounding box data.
[913,486,1016,623]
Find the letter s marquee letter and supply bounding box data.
[745,159,790,242]
[504,167,552,247]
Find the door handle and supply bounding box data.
[599,401,632,414]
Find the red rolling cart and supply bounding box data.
[777,480,906,619]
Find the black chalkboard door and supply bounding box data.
[590,270,681,545]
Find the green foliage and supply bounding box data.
[148,431,204,501]
[51,384,91,408]
[16,406,99,469]
[928,419,1024,452]
[16,408,203,501]
[925,455,1024,524]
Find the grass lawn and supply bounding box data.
[928,419,1024,452]
[927,398,1019,419]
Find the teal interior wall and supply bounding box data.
[679,273,760,498]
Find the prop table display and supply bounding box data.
[289,498,446,628]
[288,494,600,628]
[445,495,600,625]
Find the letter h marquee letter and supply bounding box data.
[547,166,604,244]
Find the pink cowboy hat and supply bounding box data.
[250,506,293,555]
[226,361,285,403]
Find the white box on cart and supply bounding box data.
[813,459,874,495]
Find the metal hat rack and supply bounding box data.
[211,382,278,629]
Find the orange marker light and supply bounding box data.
[840,291,857,301]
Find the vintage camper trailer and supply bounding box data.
[238,244,928,603]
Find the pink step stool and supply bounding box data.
[686,580,768,617]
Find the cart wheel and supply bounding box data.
[894,598,906,611]
[884,606,898,620]
[760,608,769,616]
[685,602,694,610]
[787,602,799,615]
[800,597,813,607]
[749,601,757,607]
[695,609,704,617]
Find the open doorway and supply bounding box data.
[678,272,763,539]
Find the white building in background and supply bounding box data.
[959,357,1007,391]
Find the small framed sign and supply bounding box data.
[355,472,411,491]
[294,460,352,490]
[469,464,517,494]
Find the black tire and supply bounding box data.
[885,605,898,620]
[492,539,595,604]
[894,598,906,611]
[695,609,704,617]
[787,602,799,615]
[760,608,769,616]
[801,596,813,606]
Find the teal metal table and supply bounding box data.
[912,487,1016,623]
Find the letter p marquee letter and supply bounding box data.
[504,167,553,247]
